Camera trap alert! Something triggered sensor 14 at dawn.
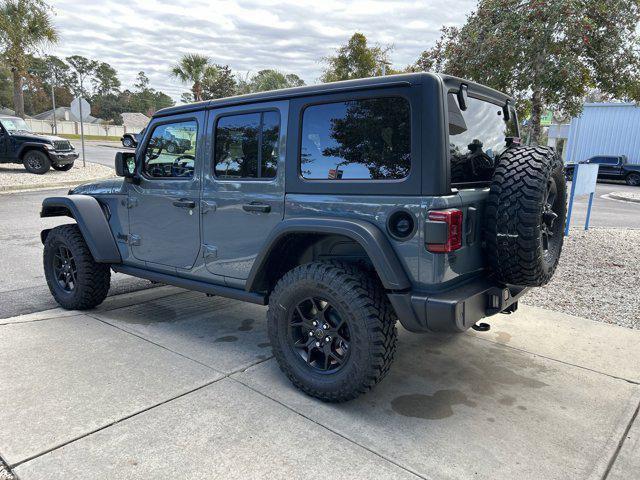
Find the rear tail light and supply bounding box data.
[427,209,463,253]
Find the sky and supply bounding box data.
[46,0,477,101]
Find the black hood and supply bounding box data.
[9,131,67,143]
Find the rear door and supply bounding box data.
[200,101,287,281]
[128,113,203,270]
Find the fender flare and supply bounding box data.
[40,195,122,263]
[17,142,50,159]
[245,217,411,292]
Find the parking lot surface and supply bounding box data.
[1,287,638,479]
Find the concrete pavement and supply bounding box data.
[0,288,638,479]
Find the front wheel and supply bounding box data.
[23,150,51,174]
[268,262,397,402]
[43,224,111,309]
[626,172,640,186]
[52,162,74,171]
[122,136,134,148]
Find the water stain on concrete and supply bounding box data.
[495,331,512,344]
[517,405,527,411]
[238,318,255,331]
[487,417,496,423]
[257,342,271,348]
[214,335,238,343]
[391,390,477,420]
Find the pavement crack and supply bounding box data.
[230,376,427,480]
[85,313,222,373]
[471,334,640,385]
[602,396,640,480]
[9,377,225,469]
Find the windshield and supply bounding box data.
[1,118,31,133]
[448,93,518,186]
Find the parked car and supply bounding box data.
[121,127,146,148]
[565,155,640,186]
[39,73,567,401]
[0,115,78,174]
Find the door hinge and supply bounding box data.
[129,234,141,246]
[201,201,217,214]
[203,244,218,260]
[122,197,138,209]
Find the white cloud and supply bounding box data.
[46,0,477,100]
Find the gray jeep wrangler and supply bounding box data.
[40,73,567,402]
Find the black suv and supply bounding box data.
[0,115,79,174]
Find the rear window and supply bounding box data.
[300,97,411,180]
[589,157,618,165]
[448,93,517,186]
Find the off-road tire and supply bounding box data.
[268,262,397,402]
[43,224,111,309]
[23,150,51,174]
[52,162,74,171]
[485,146,567,286]
[626,172,640,186]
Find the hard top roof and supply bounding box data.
[154,72,513,118]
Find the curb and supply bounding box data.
[609,193,640,204]
[0,173,115,194]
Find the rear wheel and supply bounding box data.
[122,136,134,148]
[626,172,640,186]
[23,150,51,174]
[43,224,111,309]
[268,262,397,402]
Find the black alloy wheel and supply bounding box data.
[52,243,78,292]
[288,296,351,373]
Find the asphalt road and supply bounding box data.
[73,139,130,168]
[1,142,639,318]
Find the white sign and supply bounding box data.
[573,164,599,196]
[70,97,90,121]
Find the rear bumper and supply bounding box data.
[49,151,79,164]
[388,278,528,333]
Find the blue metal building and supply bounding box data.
[562,103,640,165]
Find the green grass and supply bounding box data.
[57,133,122,142]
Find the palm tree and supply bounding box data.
[170,53,211,102]
[0,0,58,118]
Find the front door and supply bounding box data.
[201,103,286,280]
[128,114,203,270]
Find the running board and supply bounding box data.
[112,265,267,305]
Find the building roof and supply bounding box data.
[121,112,149,129]
[32,106,102,124]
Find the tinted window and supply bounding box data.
[589,157,618,165]
[449,94,517,185]
[142,121,197,179]
[300,97,411,180]
[214,111,280,179]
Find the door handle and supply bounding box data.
[242,202,271,213]
[173,199,196,209]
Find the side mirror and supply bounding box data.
[457,84,468,111]
[115,151,136,179]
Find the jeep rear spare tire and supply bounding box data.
[23,150,51,174]
[485,146,567,286]
[268,262,398,402]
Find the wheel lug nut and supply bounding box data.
[323,324,328,330]
[315,342,320,347]
[312,321,317,326]
[308,331,313,336]
[326,336,332,342]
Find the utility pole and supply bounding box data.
[50,69,57,135]
[78,76,86,168]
